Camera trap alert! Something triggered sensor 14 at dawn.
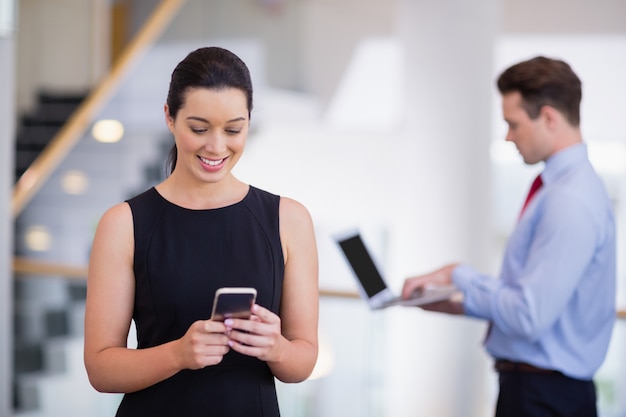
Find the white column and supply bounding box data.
[383,1,499,416]
[0,2,16,415]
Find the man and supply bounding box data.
[402,56,616,416]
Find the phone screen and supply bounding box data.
[211,288,256,321]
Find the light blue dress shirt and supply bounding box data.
[453,143,616,380]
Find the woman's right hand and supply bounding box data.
[176,320,231,370]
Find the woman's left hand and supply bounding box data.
[224,304,285,363]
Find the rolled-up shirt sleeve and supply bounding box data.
[452,264,498,320]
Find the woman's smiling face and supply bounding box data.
[165,87,249,184]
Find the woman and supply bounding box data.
[84,46,319,416]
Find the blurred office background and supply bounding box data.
[1,0,625,415]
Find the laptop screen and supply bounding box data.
[337,233,387,298]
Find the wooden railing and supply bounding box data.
[13,257,88,280]
[13,257,625,318]
[11,0,186,219]
[12,257,360,300]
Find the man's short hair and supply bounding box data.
[497,56,582,126]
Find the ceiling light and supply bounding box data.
[25,225,52,252]
[92,119,124,143]
[61,170,89,195]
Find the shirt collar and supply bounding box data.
[541,143,587,186]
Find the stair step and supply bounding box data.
[21,102,79,125]
[13,343,44,375]
[14,90,88,183]
[13,337,123,416]
[16,125,61,149]
[37,91,87,105]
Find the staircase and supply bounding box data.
[12,278,96,415]
[10,89,172,416]
[11,91,104,415]
[14,92,88,183]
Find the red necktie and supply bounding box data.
[519,174,543,218]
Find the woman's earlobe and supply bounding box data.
[164,105,174,128]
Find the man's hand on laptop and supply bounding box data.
[401,263,464,315]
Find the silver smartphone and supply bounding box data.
[210,287,257,321]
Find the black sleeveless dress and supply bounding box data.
[116,186,284,417]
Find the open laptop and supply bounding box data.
[334,230,457,310]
